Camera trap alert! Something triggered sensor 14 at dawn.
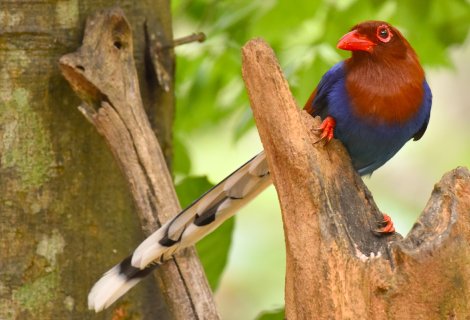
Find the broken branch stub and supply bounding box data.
[59,8,218,319]
[241,38,470,319]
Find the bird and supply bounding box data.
[88,20,432,311]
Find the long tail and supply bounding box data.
[88,151,271,311]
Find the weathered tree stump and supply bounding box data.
[59,8,219,320]
[242,38,470,319]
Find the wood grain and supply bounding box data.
[242,38,470,319]
[60,8,219,320]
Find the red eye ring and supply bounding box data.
[376,25,392,43]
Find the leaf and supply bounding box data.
[256,308,285,320]
[233,107,255,142]
[196,215,235,290]
[175,175,214,208]
[173,135,191,175]
[252,1,321,44]
[175,176,235,290]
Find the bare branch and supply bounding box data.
[60,8,219,319]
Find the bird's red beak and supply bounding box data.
[337,30,375,52]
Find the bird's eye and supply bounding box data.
[379,28,388,38]
[376,25,392,43]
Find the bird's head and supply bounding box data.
[337,21,411,59]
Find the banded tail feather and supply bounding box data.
[88,256,157,312]
[88,151,271,311]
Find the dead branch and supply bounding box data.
[242,38,470,319]
[59,8,218,319]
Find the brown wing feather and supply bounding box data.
[303,88,317,115]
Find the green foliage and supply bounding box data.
[173,135,192,175]
[256,308,285,320]
[172,0,470,144]
[171,0,470,317]
[195,214,235,290]
[175,176,234,290]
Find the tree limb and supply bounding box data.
[242,38,470,319]
[59,8,219,319]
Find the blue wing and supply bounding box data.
[308,61,346,118]
[412,80,432,141]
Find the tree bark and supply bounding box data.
[0,2,214,319]
[242,38,470,319]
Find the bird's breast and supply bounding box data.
[344,59,425,125]
[324,74,429,175]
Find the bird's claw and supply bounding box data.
[313,116,336,145]
[373,213,396,235]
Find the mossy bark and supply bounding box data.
[0,2,174,319]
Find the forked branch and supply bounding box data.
[242,38,470,319]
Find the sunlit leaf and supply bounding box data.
[196,215,235,290]
[256,308,285,320]
[233,107,255,141]
[175,176,213,208]
[173,135,191,175]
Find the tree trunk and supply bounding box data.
[242,39,470,319]
[0,2,214,319]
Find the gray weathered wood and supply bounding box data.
[60,8,219,320]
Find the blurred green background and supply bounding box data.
[170,0,470,319]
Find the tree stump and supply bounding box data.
[242,38,470,320]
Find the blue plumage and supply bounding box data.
[302,20,431,234]
[310,61,432,175]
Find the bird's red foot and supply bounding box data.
[373,213,396,235]
[314,116,336,144]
